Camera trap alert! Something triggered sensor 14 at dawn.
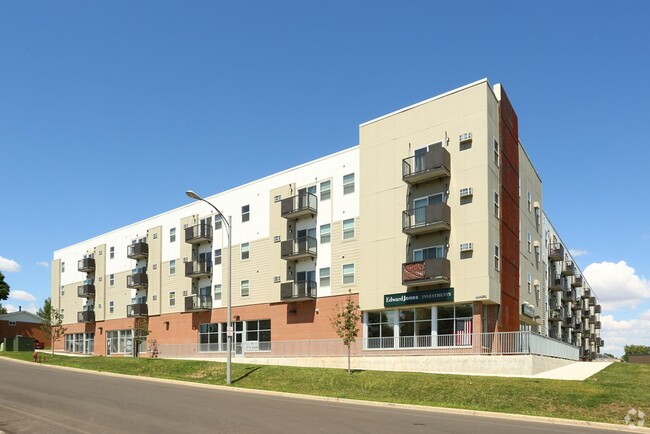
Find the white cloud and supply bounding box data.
[583,261,650,310]
[569,249,589,257]
[4,303,37,314]
[10,290,36,302]
[600,311,650,357]
[0,256,21,273]
[35,261,49,268]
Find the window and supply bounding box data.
[494,191,499,218]
[109,274,114,286]
[214,249,222,265]
[8,320,16,326]
[106,329,145,355]
[169,292,176,307]
[320,224,331,244]
[527,231,532,253]
[437,304,473,346]
[170,227,176,243]
[527,191,532,212]
[214,284,222,301]
[342,263,355,284]
[241,243,250,260]
[413,246,444,261]
[366,311,396,348]
[320,267,330,287]
[241,280,250,297]
[109,246,114,259]
[153,264,157,270]
[242,205,250,222]
[342,218,355,239]
[170,260,176,274]
[320,180,331,201]
[153,233,158,239]
[198,323,221,352]
[245,320,271,351]
[494,245,500,271]
[61,285,65,296]
[62,262,65,273]
[60,309,64,320]
[493,140,499,166]
[109,301,114,314]
[343,173,355,195]
[274,195,281,202]
[215,215,222,230]
[527,273,532,294]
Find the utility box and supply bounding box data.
[3,337,14,351]
[14,336,34,352]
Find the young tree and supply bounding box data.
[0,272,10,314]
[39,298,67,355]
[331,290,361,374]
[132,318,150,357]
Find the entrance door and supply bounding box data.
[234,322,244,356]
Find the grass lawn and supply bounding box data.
[1,351,647,425]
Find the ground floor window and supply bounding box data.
[364,304,473,349]
[64,332,94,354]
[106,329,146,356]
[198,320,271,353]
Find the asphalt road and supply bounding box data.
[0,358,627,434]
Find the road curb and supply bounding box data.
[2,356,647,432]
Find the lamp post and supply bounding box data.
[185,190,233,385]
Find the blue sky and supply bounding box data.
[1,2,649,356]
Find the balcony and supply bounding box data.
[280,281,317,301]
[548,243,564,261]
[77,310,95,323]
[184,261,213,278]
[184,294,212,312]
[571,276,583,288]
[77,283,95,298]
[581,289,591,300]
[571,301,581,311]
[402,147,451,185]
[281,236,317,260]
[562,260,576,276]
[595,321,601,329]
[549,276,563,291]
[127,242,149,260]
[185,224,213,244]
[402,203,451,235]
[562,319,573,329]
[549,311,562,322]
[281,193,317,219]
[126,272,148,289]
[78,258,95,273]
[589,296,596,306]
[562,289,573,302]
[127,303,148,318]
[402,258,450,286]
[594,305,602,314]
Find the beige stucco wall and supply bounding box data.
[359,79,501,311]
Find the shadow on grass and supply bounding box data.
[232,366,263,384]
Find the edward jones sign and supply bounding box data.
[384,288,454,307]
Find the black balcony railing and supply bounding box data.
[548,243,564,261]
[402,147,451,184]
[127,303,148,318]
[281,193,317,219]
[78,258,95,273]
[184,294,212,311]
[127,242,149,259]
[281,281,317,301]
[185,224,213,244]
[127,272,148,289]
[77,310,95,323]
[402,203,451,235]
[184,261,213,278]
[281,236,317,260]
[402,258,450,286]
[77,284,95,298]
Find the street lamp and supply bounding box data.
[185,190,233,385]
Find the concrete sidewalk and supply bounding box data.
[532,361,614,380]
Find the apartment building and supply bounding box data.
[51,79,601,360]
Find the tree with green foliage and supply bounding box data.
[622,344,650,362]
[331,289,361,374]
[39,297,66,355]
[0,271,10,314]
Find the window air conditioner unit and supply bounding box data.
[459,187,473,197]
[459,132,472,143]
[460,242,474,252]
[273,276,281,283]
